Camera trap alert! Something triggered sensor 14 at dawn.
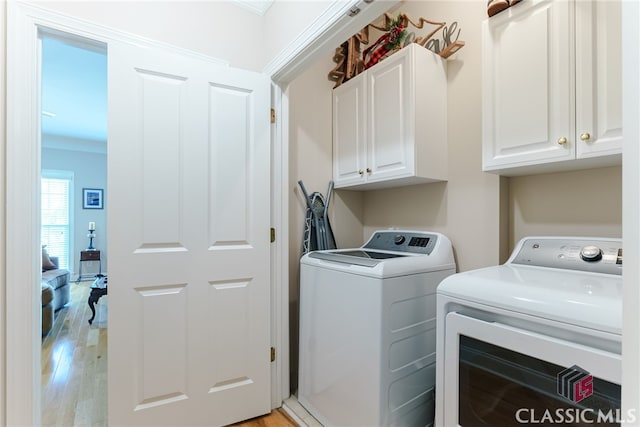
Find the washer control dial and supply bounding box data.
[580,245,603,262]
[394,235,406,245]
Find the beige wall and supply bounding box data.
[285,0,624,396]
[286,0,503,390]
[362,0,503,272]
[359,1,623,266]
[286,52,365,391]
[508,166,622,251]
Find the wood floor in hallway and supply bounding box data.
[41,280,108,427]
[41,282,298,427]
[232,409,299,427]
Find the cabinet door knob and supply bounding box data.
[580,132,591,141]
[557,137,568,145]
[358,169,364,175]
[366,167,372,173]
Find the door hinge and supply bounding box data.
[270,227,276,243]
[270,108,276,123]
[270,347,276,362]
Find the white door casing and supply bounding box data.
[108,40,271,426]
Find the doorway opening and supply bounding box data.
[39,31,108,426]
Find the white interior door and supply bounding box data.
[108,40,271,426]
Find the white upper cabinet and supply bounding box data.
[482,0,622,176]
[333,71,367,188]
[333,43,447,190]
[575,0,622,159]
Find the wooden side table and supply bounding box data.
[77,250,101,283]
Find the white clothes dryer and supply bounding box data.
[436,236,623,427]
[299,230,456,427]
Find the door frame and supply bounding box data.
[4,0,397,424]
[622,0,640,417]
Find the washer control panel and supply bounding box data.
[510,237,622,275]
[363,230,438,255]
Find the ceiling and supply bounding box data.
[41,35,107,143]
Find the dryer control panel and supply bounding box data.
[510,237,622,275]
[363,230,439,255]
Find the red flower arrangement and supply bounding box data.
[362,14,408,69]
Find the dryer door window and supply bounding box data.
[459,336,620,426]
[442,312,622,426]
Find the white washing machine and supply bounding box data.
[436,236,623,427]
[299,230,456,427]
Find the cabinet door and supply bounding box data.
[333,75,367,187]
[575,0,622,159]
[482,0,574,171]
[367,46,415,182]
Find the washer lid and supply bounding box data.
[300,230,456,277]
[437,264,622,335]
[309,250,407,267]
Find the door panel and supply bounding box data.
[367,49,414,180]
[482,0,574,170]
[575,0,622,158]
[332,76,367,187]
[108,41,271,426]
[138,69,185,248]
[209,83,252,246]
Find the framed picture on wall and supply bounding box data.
[83,188,104,209]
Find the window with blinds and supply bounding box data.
[41,171,74,270]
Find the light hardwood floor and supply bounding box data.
[42,280,108,427]
[231,409,298,427]
[41,283,298,427]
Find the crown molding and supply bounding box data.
[263,0,400,84]
[230,0,274,16]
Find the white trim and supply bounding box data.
[263,0,400,84]
[269,83,285,408]
[282,398,310,427]
[0,1,7,424]
[622,0,640,417]
[270,83,290,407]
[6,2,42,424]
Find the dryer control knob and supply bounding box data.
[580,245,603,262]
[394,235,406,245]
